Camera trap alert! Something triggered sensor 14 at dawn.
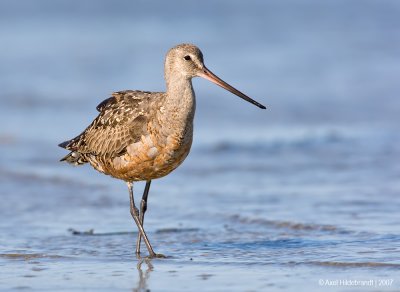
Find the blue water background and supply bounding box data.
[0,0,399,291]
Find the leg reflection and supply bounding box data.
[133,256,153,292]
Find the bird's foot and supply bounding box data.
[148,253,167,259]
[136,251,167,259]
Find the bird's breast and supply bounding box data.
[99,125,193,181]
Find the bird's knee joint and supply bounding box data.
[130,206,139,218]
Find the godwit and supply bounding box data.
[59,44,266,258]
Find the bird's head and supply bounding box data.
[165,43,266,109]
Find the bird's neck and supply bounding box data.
[164,74,196,125]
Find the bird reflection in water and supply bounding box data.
[133,256,153,292]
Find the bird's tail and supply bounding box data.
[60,151,87,166]
[59,139,88,166]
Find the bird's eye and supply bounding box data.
[184,55,191,61]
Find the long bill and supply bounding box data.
[198,66,266,109]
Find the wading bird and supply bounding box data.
[59,44,266,258]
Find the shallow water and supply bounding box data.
[1,0,400,291]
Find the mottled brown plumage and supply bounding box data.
[60,90,191,181]
[59,43,266,258]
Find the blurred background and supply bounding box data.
[1,0,399,291]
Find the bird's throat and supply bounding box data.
[165,76,196,126]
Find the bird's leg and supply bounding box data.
[136,180,152,254]
[127,182,157,258]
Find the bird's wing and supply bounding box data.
[60,90,155,158]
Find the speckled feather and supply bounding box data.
[61,90,156,157]
[59,90,183,181]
